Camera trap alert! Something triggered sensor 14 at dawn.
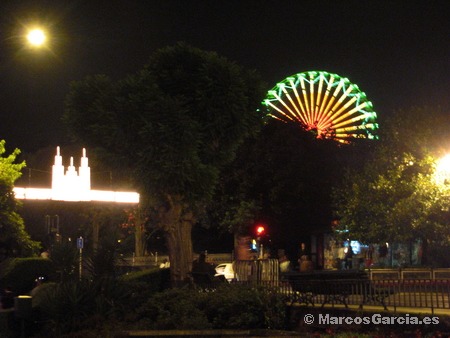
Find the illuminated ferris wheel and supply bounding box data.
[262,71,379,143]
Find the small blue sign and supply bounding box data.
[77,237,84,249]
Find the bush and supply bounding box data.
[49,242,78,282]
[28,268,171,335]
[119,267,170,309]
[0,257,56,294]
[132,284,287,330]
[133,287,211,330]
[34,278,132,335]
[204,284,286,330]
[119,267,168,288]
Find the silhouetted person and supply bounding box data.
[344,247,354,269]
[365,245,374,268]
[278,249,291,273]
[192,252,215,276]
[297,242,309,270]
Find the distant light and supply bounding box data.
[27,29,46,46]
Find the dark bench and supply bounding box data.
[283,270,392,309]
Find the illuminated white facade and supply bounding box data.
[13,147,139,204]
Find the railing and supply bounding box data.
[233,259,279,282]
[119,255,450,313]
[368,268,450,280]
[188,277,450,313]
[120,253,234,268]
[265,278,450,313]
[373,279,450,310]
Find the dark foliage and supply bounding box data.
[132,284,286,330]
[0,257,55,294]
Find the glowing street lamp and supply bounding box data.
[26,28,47,47]
[435,154,450,186]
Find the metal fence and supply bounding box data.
[251,278,450,313]
[373,279,450,310]
[123,256,450,313]
[195,260,450,313]
[233,259,279,282]
[368,268,450,280]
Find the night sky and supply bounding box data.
[0,0,449,153]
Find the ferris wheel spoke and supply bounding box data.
[309,73,317,124]
[290,79,308,125]
[318,75,334,118]
[282,86,306,124]
[331,101,367,125]
[273,91,299,120]
[333,113,373,129]
[314,74,326,126]
[327,85,354,122]
[265,100,296,122]
[299,77,313,125]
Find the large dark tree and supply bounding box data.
[210,120,363,258]
[333,106,450,264]
[63,43,266,282]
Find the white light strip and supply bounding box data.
[90,190,140,203]
[13,187,140,204]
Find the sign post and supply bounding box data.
[77,237,83,280]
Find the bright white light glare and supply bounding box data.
[13,188,140,204]
[435,154,450,186]
[13,147,139,204]
[13,187,52,200]
[27,29,46,46]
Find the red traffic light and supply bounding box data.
[256,225,265,236]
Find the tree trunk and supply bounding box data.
[420,238,428,266]
[158,194,194,284]
[135,224,144,257]
[134,212,145,257]
[166,216,193,284]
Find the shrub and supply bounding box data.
[133,287,211,330]
[119,267,165,287]
[204,284,286,330]
[49,242,79,282]
[29,268,171,335]
[0,257,56,294]
[119,267,170,309]
[34,278,132,335]
[132,284,287,330]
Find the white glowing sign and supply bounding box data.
[13,147,139,204]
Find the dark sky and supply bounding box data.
[0,0,449,153]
